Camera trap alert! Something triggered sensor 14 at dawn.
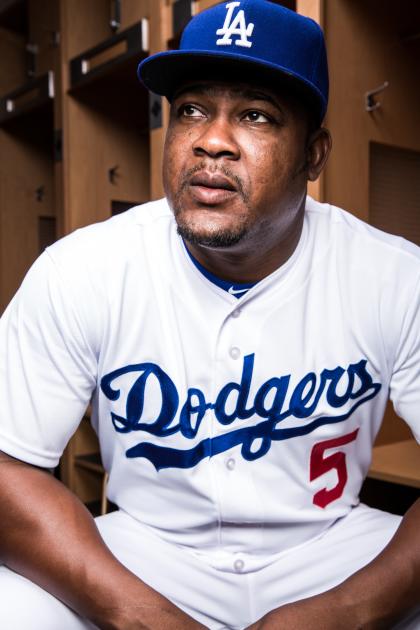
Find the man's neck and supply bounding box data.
[183,211,305,285]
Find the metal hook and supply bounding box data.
[35,185,45,202]
[26,42,39,55]
[26,42,39,78]
[50,31,60,47]
[108,165,119,185]
[365,81,389,112]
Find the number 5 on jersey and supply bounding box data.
[310,429,359,508]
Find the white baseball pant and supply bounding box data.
[0,504,419,629]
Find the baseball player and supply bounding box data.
[0,1,419,629]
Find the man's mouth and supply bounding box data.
[188,171,238,205]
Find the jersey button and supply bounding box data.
[233,558,244,573]
[226,457,236,471]
[231,309,241,318]
[229,346,241,359]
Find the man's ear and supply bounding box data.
[306,128,332,182]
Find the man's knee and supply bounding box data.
[0,566,94,630]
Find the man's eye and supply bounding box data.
[179,104,204,118]
[243,110,270,123]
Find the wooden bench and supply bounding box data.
[369,439,420,489]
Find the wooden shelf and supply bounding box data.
[0,71,54,124]
[75,452,105,475]
[368,440,420,489]
[69,20,148,91]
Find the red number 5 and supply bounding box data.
[310,429,359,509]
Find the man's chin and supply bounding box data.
[176,222,248,248]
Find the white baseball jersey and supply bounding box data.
[0,196,419,572]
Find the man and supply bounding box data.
[0,1,419,628]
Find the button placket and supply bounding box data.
[233,558,245,572]
[229,346,241,359]
[225,457,236,471]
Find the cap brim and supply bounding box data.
[138,50,326,123]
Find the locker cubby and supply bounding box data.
[0,0,58,310]
[0,81,55,311]
[64,49,150,230]
[59,2,151,232]
[63,94,150,228]
[0,0,59,93]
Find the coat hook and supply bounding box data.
[110,0,121,32]
[35,185,45,202]
[26,42,38,78]
[365,81,389,112]
[51,31,60,47]
[108,165,119,184]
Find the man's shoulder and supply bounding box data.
[52,197,172,246]
[46,198,173,266]
[306,195,420,270]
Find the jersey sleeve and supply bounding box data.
[0,251,97,468]
[389,273,420,442]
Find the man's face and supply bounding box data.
[163,80,312,251]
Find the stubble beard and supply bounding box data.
[175,213,251,248]
[172,163,252,248]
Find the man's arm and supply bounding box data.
[248,497,420,629]
[0,451,206,630]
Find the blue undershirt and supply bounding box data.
[184,242,257,299]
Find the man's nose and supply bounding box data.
[192,117,240,160]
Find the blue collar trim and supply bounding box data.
[184,242,257,299]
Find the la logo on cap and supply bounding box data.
[216,2,255,48]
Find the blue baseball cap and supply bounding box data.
[138,0,329,124]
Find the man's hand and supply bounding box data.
[246,590,360,630]
[93,584,208,630]
[98,600,207,630]
[248,498,420,630]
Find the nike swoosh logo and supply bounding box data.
[228,286,249,296]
